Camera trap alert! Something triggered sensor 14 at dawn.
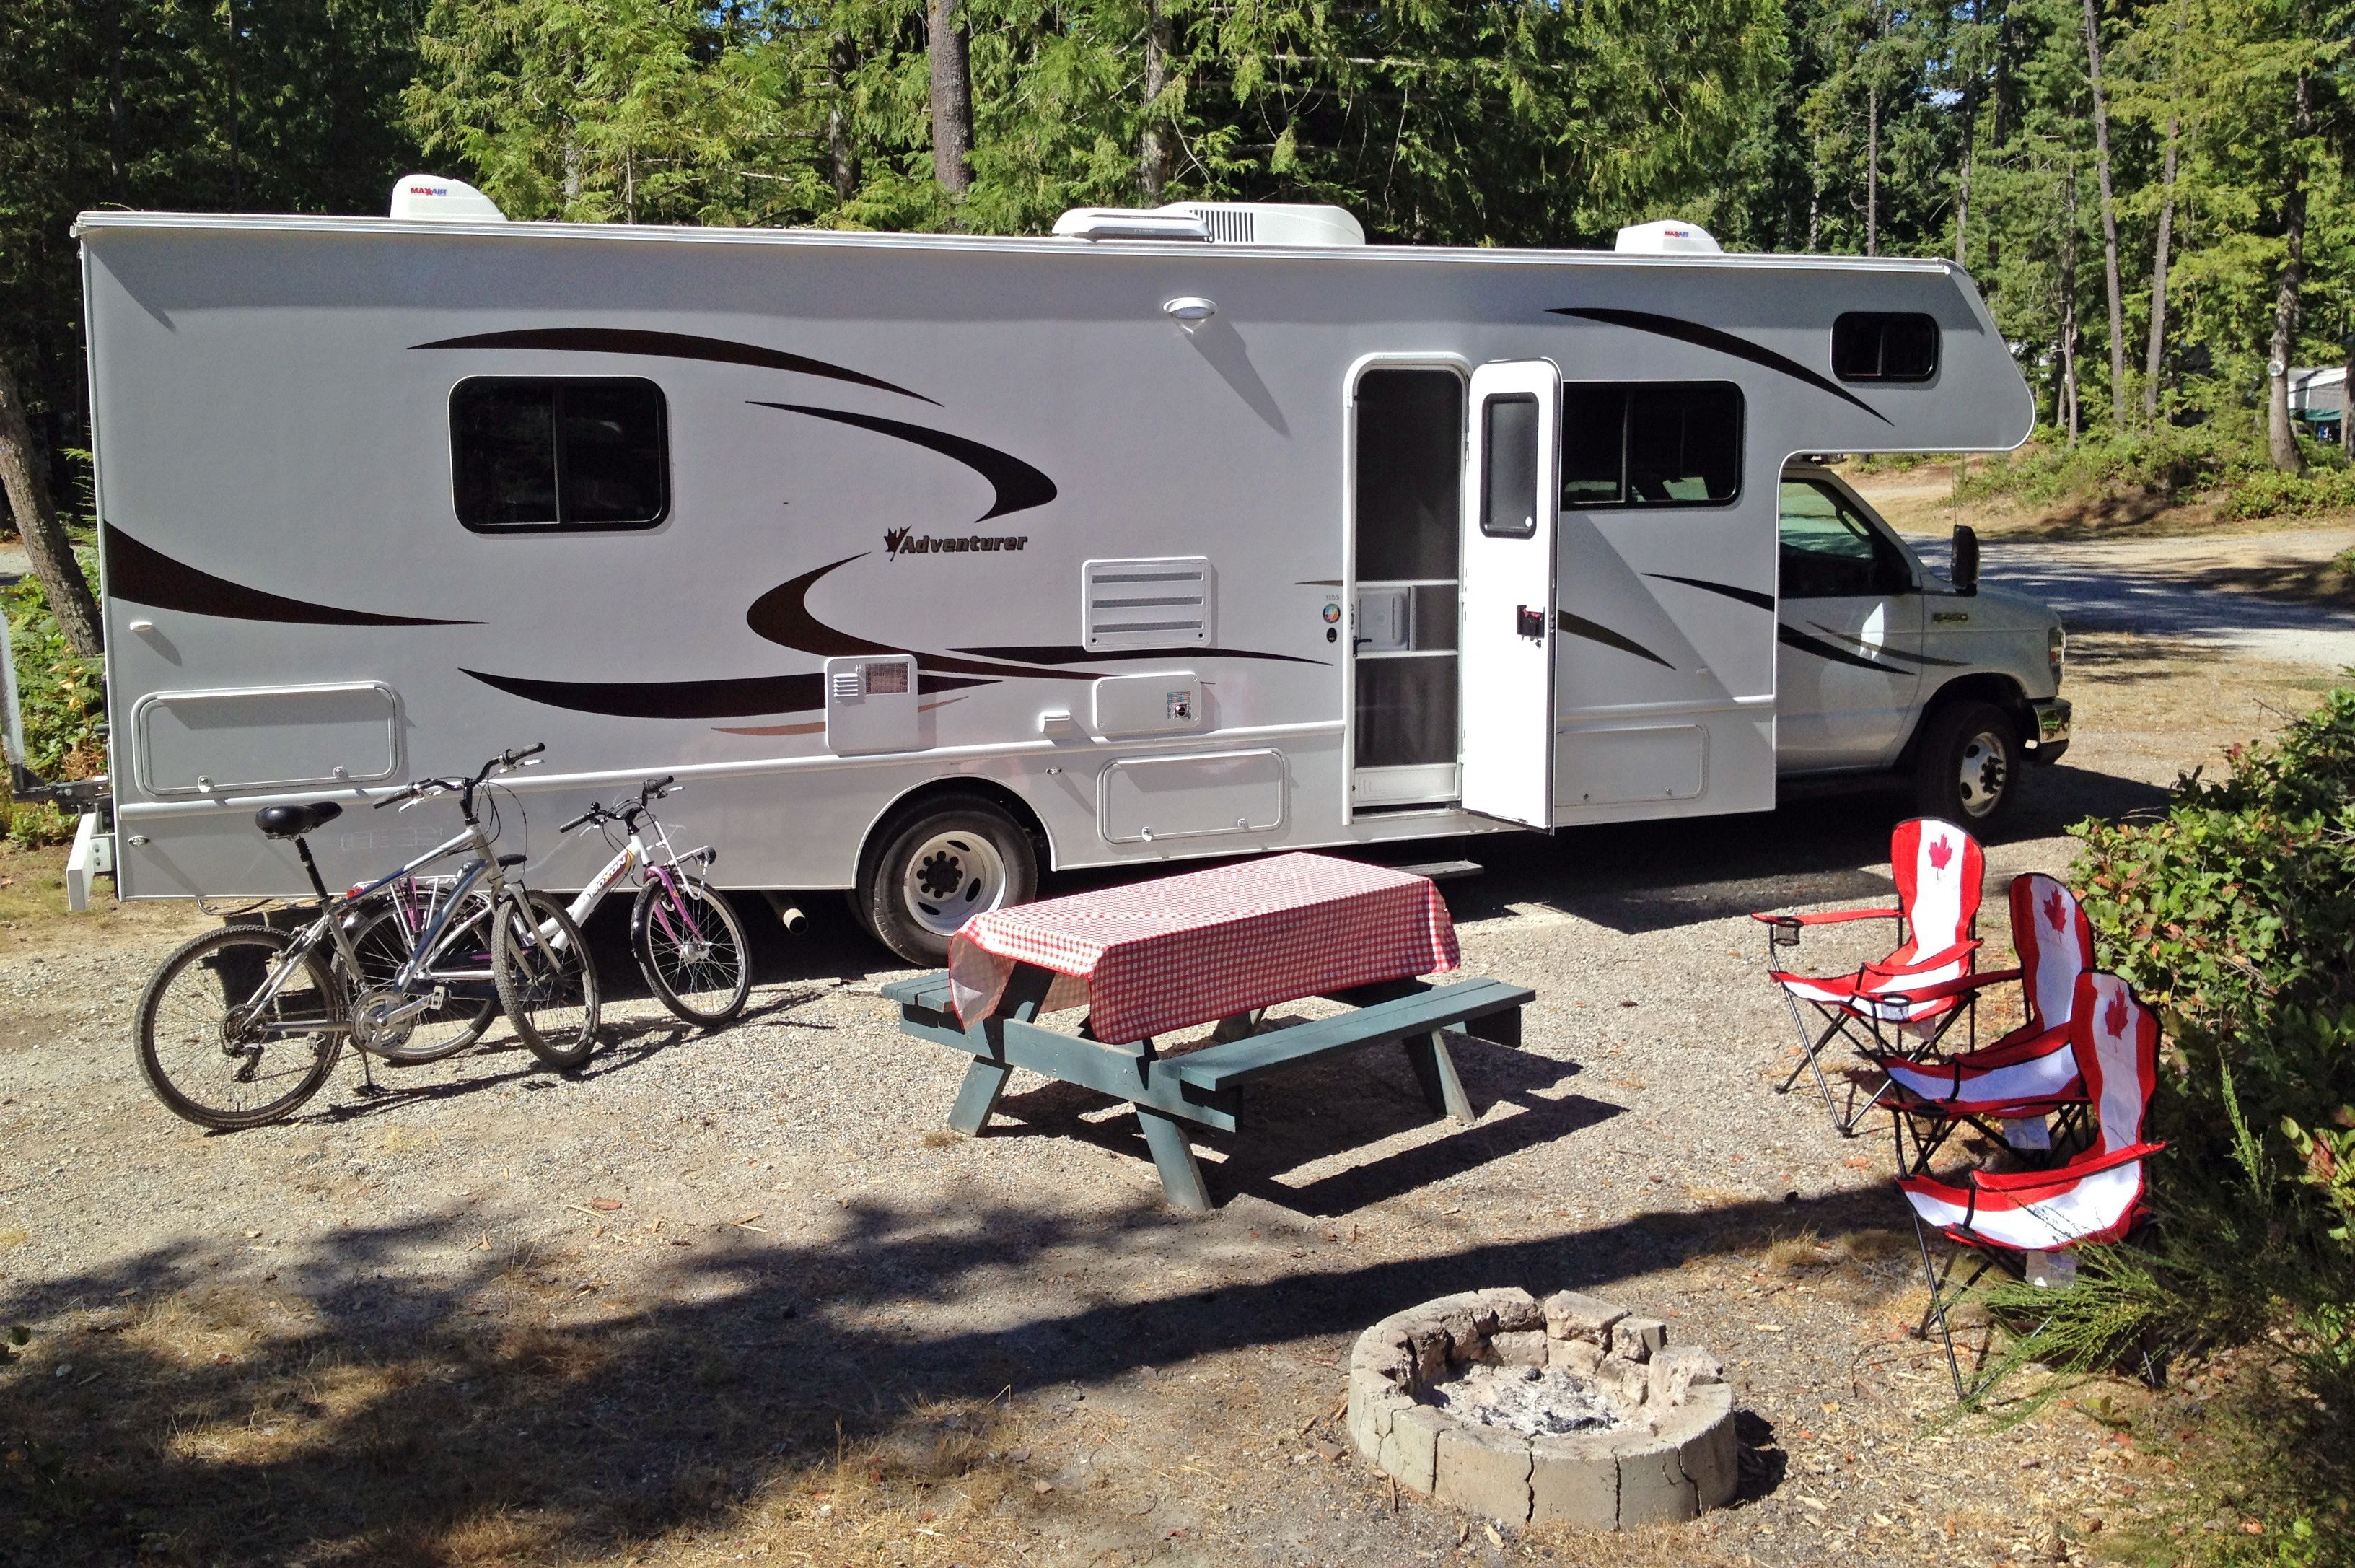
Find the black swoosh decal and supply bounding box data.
[1778,623,1903,673]
[1548,308,1891,426]
[460,667,992,719]
[1804,621,1970,667]
[411,328,938,405]
[950,644,1326,667]
[1556,610,1675,669]
[750,403,1057,522]
[1644,572,1775,612]
[106,527,478,628]
[746,555,1092,680]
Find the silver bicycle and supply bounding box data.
[132,745,601,1130]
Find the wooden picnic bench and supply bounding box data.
[882,964,1534,1211]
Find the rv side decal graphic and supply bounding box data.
[459,667,993,719]
[1553,608,1675,670]
[105,527,479,628]
[1642,572,1775,613]
[1776,623,1902,673]
[747,403,1058,523]
[744,555,1091,680]
[1548,308,1891,426]
[411,328,939,406]
[1802,623,1969,667]
[947,643,1322,667]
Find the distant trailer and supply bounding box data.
[75,185,2035,959]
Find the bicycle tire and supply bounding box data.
[343,895,501,1064]
[631,879,751,1028]
[491,892,601,1070]
[135,924,342,1130]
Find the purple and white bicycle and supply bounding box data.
[558,777,751,1028]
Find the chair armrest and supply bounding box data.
[1861,940,1983,984]
[1750,906,1902,927]
[1970,1141,2167,1194]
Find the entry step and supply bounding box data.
[1390,859,1485,882]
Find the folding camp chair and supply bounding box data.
[1869,872,2098,1174]
[1753,818,1988,1134]
[1899,969,2165,1398]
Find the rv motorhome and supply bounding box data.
[71,187,2066,962]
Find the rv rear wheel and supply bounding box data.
[1912,698,2022,830]
[858,795,1038,966]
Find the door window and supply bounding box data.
[1779,480,1910,599]
[1481,394,1540,537]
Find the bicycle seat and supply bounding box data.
[498,853,528,867]
[254,800,343,840]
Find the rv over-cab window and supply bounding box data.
[450,377,669,531]
[1559,382,1742,508]
[1831,313,1939,382]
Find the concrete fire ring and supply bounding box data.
[1346,1287,1739,1530]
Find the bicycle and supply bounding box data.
[132,745,601,1130]
[558,776,752,1028]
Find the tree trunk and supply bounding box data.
[2061,167,2082,446]
[2266,71,2312,475]
[1954,118,1974,266]
[926,0,974,199]
[2082,0,2127,426]
[0,357,104,660]
[828,35,860,205]
[1865,85,1879,258]
[108,0,124,190]
[2341,332,2354,458]
[1139,0,1173,200]
[2143,111,2178,421]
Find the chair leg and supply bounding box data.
[947,1058,1012,1136]
[1913,1216,1970,1401]
[1136,1106,1212,1212]
[1405,1031,1475,1125]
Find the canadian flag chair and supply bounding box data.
[1752,818,1988,1134]
[1869,872,2100,1174]
[1899,969,2166,1398]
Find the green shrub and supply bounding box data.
[2,564,105,782]
[1952,422,2268,510]
[2223,467,2355,521]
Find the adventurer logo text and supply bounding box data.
[884,527,1030,560]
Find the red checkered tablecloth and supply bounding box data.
[946,852,1460,1043]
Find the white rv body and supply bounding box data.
[76,209,2037,914]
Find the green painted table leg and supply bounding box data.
[1403,1031,1475,1124]
[948,1058,1013,1135]
[1135,1106,1212,1212]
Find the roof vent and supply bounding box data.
[1613,219,1720,255]
[390,174,507,222]
[1053,202,1365,247]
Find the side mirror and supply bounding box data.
[1950,524,1980,596]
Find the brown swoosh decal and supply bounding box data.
[107,527,478,627]
[461,667,994,719]
[411,328,938,405]
[746,555,1093,681]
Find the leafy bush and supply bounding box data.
[1952,422,2268,510]
[2222,466,2355,521]
[1,562,105,848]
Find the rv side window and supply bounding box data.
[1480,394,1540,538]
[450,377,670,531]
[1559,382,1742,509]
[1831,313,1939,382]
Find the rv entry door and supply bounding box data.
[1458,360,1560,828]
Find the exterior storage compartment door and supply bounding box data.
[1457,360,1560,828]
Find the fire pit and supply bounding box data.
[1346,1287,1737,1529]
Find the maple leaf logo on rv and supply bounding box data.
[2104,989,2131,1038]
[1926,837,1954,872]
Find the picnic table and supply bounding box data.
[880,852,1533,1210]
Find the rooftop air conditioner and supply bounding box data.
[389,175,507,222]
[1613,219,1721,255]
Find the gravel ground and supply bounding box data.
[0,631,2331,1567]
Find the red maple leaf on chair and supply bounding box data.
[1926,837,1954,872]
[2104,990,2130,1038]
[2044,889,2066,930]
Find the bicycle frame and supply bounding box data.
[562,793,718,938]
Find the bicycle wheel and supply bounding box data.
[631,877,751,1028]
[491,891,601,1070]
[343,892,501,1064]
[135,924,342,1130]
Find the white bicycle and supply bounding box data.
[558,776,752,1028]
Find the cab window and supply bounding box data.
[1778,479,1910,599]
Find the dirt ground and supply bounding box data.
[1,566,2344,1564]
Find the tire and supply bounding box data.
[491,892,602,1070]
[631,878,752,1028]
[342,893,501,1064]
[1912,698,2024,830]
[856,793,1038,966]
[134,924,342,1130]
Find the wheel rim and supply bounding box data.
[1955,727,2012,818]
[646,886,745,1016]
[899,830,1009,937]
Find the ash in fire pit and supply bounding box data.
[1346,1287,1738,1530]
[1431,1363,1623,1437]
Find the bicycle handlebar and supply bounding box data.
[372,744,545,814]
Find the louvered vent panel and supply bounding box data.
[1082,557,1213,651]
[1201,209,1255,244]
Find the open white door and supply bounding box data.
[1459,360,1560,828]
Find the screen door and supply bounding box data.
[1458,359,1560,828]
